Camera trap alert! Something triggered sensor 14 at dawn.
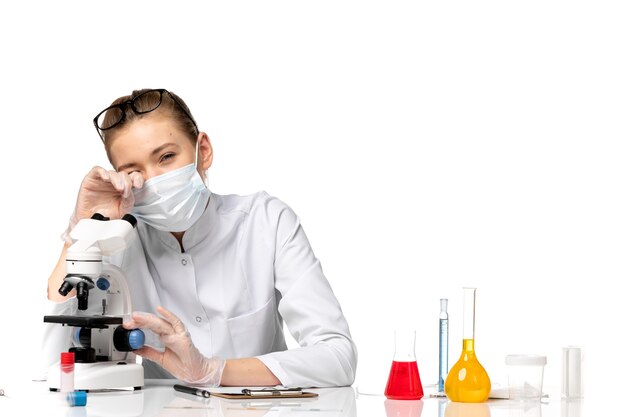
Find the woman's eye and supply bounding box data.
[120,169,139,175]
[160,153,175,163]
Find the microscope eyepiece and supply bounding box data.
[90,213,109,221]
[122,214,137,228]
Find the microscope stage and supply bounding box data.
[44,315,123,328]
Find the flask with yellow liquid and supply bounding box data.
[445,287,491,402]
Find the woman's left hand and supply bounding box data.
[123,306,225,386]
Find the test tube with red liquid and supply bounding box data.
[60,351,75,393]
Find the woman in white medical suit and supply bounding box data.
[44,89,357,387]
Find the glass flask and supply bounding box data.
[444,287,491,402]
[384,329,424,400]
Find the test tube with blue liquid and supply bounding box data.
[438,298,448,393]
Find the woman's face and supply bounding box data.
[107,112,203,181]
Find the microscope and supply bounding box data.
[44,213,145,391]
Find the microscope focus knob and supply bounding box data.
[113,326,145,352]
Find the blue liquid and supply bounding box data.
[438,318,448,392]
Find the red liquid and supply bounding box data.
[384,361,424,400]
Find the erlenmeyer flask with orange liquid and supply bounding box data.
[445,287,491,402]
[384,329,424,400]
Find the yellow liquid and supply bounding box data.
[445,339,491,403]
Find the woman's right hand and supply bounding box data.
[56,166,145,289]
[73,166,144,221]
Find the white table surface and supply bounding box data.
[0,378,587,417]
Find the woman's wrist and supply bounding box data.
[60,211,79,244]
[47,243,73,302]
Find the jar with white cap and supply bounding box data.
[505,354,547,400]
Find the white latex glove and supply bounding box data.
[61,166,144,243]
[123,306,226,386]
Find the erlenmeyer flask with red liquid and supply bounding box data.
[384,329,424,400]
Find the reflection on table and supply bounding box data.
[0,380,586,417]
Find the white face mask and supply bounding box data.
[131,147,209,232]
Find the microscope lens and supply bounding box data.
[58,281,73,296]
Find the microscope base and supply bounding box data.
[48,361,144,391]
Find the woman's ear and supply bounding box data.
[197,132,213,170]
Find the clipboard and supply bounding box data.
[210,388,318,399]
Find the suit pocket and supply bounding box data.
[226,295,279,357]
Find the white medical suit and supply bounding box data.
[41,192,357,388]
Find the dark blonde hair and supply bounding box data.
[100,89,198,160]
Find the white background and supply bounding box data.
[0,0,624,404]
